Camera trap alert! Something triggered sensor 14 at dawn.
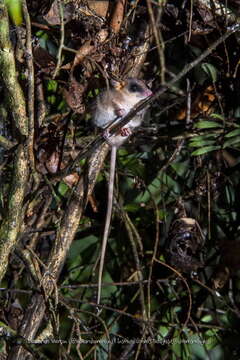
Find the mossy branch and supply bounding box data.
[0,1,29,282]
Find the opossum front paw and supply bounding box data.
[120,127,132,137]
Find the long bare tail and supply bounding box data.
[97,146,117,305]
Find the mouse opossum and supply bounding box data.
[92,78,152,305]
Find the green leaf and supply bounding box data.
[223,136,240,148]
[190,133,217,141]
[225,128,240,138]
[37,32,49,49]
[133,172,180,204]
[119,154,145,178]
[58,182,69,196]
[194,120,222,129]
[68,254,82,281]
[201,314,212,323]
[171,161,188,176]
[210,113,225,121]
[100,270,118,304]
[204,329,220,350]
[201,63,218,82]
[124,203,140,212]
[159,326,169,337]
[188,334,211,359]
[68,235,98,261]
[58,99,67,111]
[47,80,58,92]
[234,107,240,118]
[189,139,216,147]
[5,0,23,26]
[47,95,56,104]
[191,145,221,156]
[134,176,161,204]
[172,339,182,357]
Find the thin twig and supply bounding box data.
[188,0,193,42]
[124,214,147,323]
[22,0,36,176]
[52,0,65,78]
[154,258,192,330]
[0,134,15,149]
[60,279,155,288]
[147,199,160,319]
[146,0,165,84]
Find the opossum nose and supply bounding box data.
[145,89,153,97]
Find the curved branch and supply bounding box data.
[8,143,109,359]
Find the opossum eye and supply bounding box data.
[128,81,142,93]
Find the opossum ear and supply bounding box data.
[110,79,126,90]
[146,78,154,88]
